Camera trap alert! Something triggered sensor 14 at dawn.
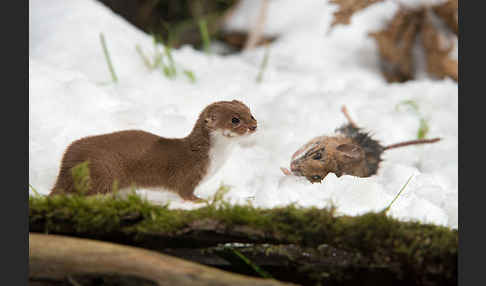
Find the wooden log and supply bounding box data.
[29,233,295,286]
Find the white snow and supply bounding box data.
[29,0,458,229]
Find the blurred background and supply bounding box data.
[96,0,457,81]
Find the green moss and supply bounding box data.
[29,192,457,243]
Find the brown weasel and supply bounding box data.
[281,106,441,183]
[50,100,257,201]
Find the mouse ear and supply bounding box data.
[336,143,363,162]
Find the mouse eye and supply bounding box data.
[232,117,240,124]
[311,175,322,181]
[312,153,322,160]
[251,115,255,120]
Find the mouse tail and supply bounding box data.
[384,138,441,150]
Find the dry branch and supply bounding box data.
[244,0,269,51]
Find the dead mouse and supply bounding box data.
[281,106,440,183]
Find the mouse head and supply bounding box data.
[289,138,364,183]
[202,100,257,137]
[290,143,331,183]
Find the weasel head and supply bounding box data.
[201,100,258,138]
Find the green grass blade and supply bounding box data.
[67,276,83,286]
[183,69,196,83]
[256,44,270,83]
[227,248,273,278]
[417,118,430,139]
[71,161,92,195]
[29,184,40,197]
[163,44,177,77]
[152,33,174,78]
[208,184,230,207]
[153,53,162,69]
[135,44,153,70]
[395,100,419,113]
[383,175,414,214]
[198,18,211,54]
[395,100,432,140]
[99,33,118,83]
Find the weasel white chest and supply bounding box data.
[200,131,236,184]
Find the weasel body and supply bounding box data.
[50,100,257,201]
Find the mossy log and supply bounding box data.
[29,194,457,285]
[29,233,293,286]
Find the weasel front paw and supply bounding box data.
[182,194,206,203]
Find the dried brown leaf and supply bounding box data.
[422,11,458,81]
[330,0,385,27]
[433,0,458,35]
[330,0,458,82]
[369,9,424,82]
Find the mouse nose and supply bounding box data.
[249,125,257,131]
[290,161,301,176]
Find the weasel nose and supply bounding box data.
[249,125,257,131]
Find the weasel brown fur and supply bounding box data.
[50,100,257,201]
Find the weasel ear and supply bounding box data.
[336,143,363,162]
[232,100,246,107]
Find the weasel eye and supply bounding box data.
[312,153,322,160]
[251,115,255,120]
[232,117,240,124]
[311,175,322,181]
